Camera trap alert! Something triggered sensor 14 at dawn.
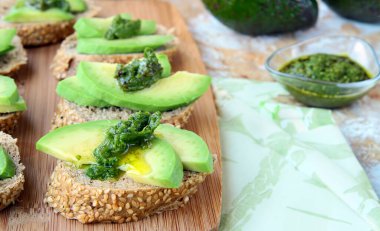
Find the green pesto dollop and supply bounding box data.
[105,15,141,40]
[25,0,70,12]
[280,53,371,83]
[115,48,164,92]
[85,111,161,180]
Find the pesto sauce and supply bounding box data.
[115,48,164,92]
[85,112,161,180]
[25,0,70,12]
[105,15,141,40]
[280,53,371,83]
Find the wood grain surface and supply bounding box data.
[0,0,222,230]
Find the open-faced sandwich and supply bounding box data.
[0,0,99,46]
[0,75,27,133]
[0,28,27,76]
[37,112,214,223]
[0,131,25,210]
[53,49,210,128]
[51,13,178,79]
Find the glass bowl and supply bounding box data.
[265,35,380,108]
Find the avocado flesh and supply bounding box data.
[75,15,156,39]
[76,35,173,55]
[155,124,213,173]
[323,0,380,23]
[77,62,211,111]
[36,120,184,188]
[0,29,16,55]
[66,0,87,13]
[0,97,27,113]
[0,75,19,105]
[4,7,74,23]
[119,138,183,188]
[58,54,171,107]
[0,146,16,180]
[36,120,119,166]
[203,0,318,36]
[57,76,111,107]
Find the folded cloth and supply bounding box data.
[213,77,380,231]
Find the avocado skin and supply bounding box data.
[202,0,318,36]
[323,0,380,23]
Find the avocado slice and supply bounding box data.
[0,146,16,180]
[0,75,19,106]
[0,29,16,56]
[203,0,318,36]
[36,120,184,188]
[76,35,173,54]
[118,138,183,188]
[66,0,87,13]
[76,62,211,111]
[155,124,213,173]
[4,7,74,23]
[56,76,111,107]
[75,14,156,39]
[0,97,27,113]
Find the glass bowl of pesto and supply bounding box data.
[265,35,380,108]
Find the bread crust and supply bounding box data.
[52,99,193,129]
[0,36,27,76]
[0,112,22,134]
[0,0,100,46]
[51,26,179,80]
[45,161,207,223]
[0,131,25,211]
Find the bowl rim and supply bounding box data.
[265,35,380,88]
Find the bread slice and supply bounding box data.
[0,131,25,211]
[0,0,100,46]
[51,25,179,80]
[45,161,208,223]
[52,99,193,129]
[0,36,27,76]
[0,112,22,134]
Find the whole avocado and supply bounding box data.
[323,0,380,23]
[202,0,318,36]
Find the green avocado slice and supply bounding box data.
[0,97,27,113]
[76,35,173,54]
[4,7,74,23]
[75,14,156,39]
[0,146,16,180]
[0,75,19,106]
[56,76,111,107]
[57,54,171,107]
[76,62,211,111]
[66,0,87,13]
[36,120,184,188]
[155,124,213,173]
[0,29,16,55]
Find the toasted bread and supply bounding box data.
[45,161,208,223]
[52,99,193,129]
[0,131,25,211]
[0,112,22,134]
[0,36,27,76]
[51,25,179,80]
[0,0,100,46]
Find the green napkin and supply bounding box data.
[213,77,380,231]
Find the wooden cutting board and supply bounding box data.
[0,0,222,230]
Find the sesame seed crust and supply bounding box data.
[0,0,100,46]
[0,131,25,211]
[0,36,27,76]
[45,161,207,223]
[51,26,179,80]
[0,112,22,134]
[52,99,194,129]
